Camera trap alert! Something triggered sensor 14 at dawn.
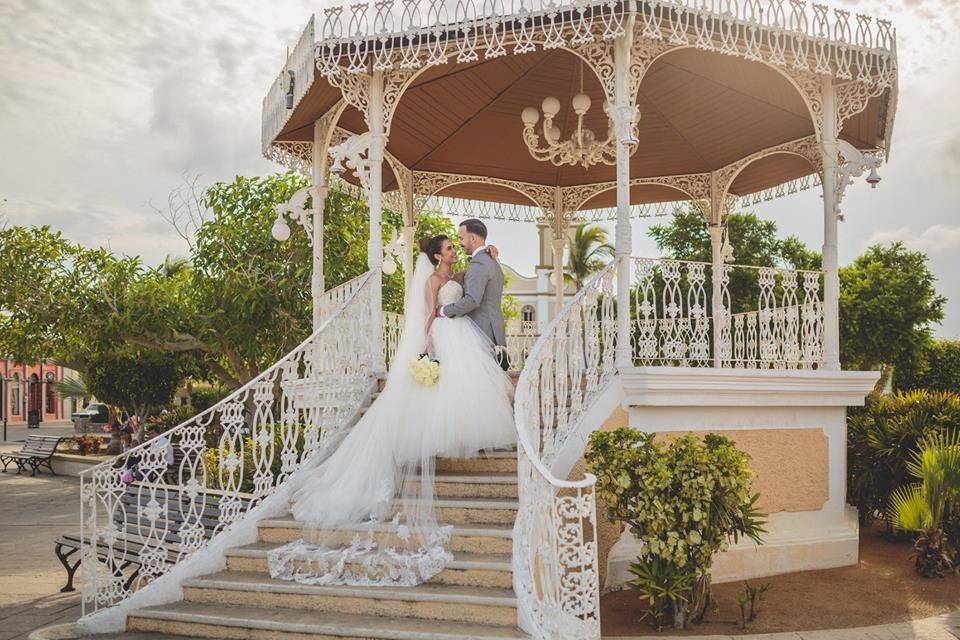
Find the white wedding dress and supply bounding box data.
[267,253,516,587]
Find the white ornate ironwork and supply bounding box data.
[513,263,617,640]
[630,257,823,369]
[262,16,317,153]
[505,319,538,371]
[78,272,379,617]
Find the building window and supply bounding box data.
[45,372,56,414]
[521,305,536,323]
[11,374,20,416]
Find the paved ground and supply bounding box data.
[3,471,958,640]
[0,472,81,640]
[1,422,74,446]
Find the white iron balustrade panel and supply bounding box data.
[630,257,824,370]
[78,272,378,616]
[513,264,615,640]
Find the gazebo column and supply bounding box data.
[613,31,635,370]
[551,189,567,318]
[551,234,566,317]
[819,78,841,371]
[708,222,726,368]
[367,71,387,375]
[310,120,328,331]
[401,223,416,293]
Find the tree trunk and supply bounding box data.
[689,574,712,623]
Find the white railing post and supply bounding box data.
[367,71,387,375]
[613,24,634,370]
[401,223,415,295]
[820,77,841,371]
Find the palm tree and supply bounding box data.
[887,430,960,577]
[564,223,615,291]
[160,255,191,279]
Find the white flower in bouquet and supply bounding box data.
[408,354,440,387]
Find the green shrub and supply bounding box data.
[190,386,227,413]
[847,390,960,525]
[895,339,960,393]
[586,428,766,630]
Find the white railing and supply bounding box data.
[78,271,377,617]
[309,0,895,82]
[513,262,617,640]
[384,311,404,367]
[505,318,538,372]
[630,257,823,369]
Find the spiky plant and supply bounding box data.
[887,430,960,577]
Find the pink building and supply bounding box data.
[1,360,72,426]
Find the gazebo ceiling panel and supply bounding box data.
[580,184,696,210]
[275,45,887,208]
[728,154,816,197]
[433,182,542,207]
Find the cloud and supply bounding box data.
[863,225,960,255]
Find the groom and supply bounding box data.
[439,219,509,371]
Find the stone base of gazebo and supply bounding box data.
[595,368,879,588]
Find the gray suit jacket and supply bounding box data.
[441,250,507,347]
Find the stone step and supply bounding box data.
[225,542,513,589]
[436,451,517,475]
[179,571,518,627]
[129,602,530,640]
[431,472,518,499]
[258,518,514,555]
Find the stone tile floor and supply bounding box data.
[0,472,81,640]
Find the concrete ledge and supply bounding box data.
[621,367,879,407]
[605,508,860,589]
[50,453,111,476]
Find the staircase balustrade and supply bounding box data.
[512,262,617,640]
[79,271,378,617]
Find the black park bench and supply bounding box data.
[54,482,252,593]
[0,435,64,476]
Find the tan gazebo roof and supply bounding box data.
[263,0,897,215]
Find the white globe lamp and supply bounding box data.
[271,215,291,242]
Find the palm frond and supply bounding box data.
[887,483,932,532]
[52,376,88,399]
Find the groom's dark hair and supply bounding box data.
[460,218,487,240]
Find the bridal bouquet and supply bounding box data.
[408,354,440,387]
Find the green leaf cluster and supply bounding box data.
[847,389,960,527]
[586,428,765,628]
[894,339,960,393]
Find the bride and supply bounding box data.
[268,234,516,586]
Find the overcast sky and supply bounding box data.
[2,0,959,335]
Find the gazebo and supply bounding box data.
[259,0,896,636]
[73,1,898,638]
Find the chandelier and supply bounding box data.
[520,63,638,169]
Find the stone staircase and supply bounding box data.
[125,448,530,640]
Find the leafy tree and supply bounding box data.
[0,174,484,392]
[83,349,186,428]
[839,243,945,373]
[647,206,821,315]
[564,223,614,290]
[895,339,960,393]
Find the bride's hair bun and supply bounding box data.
[419,234,449,266]
[418,235,433,255]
